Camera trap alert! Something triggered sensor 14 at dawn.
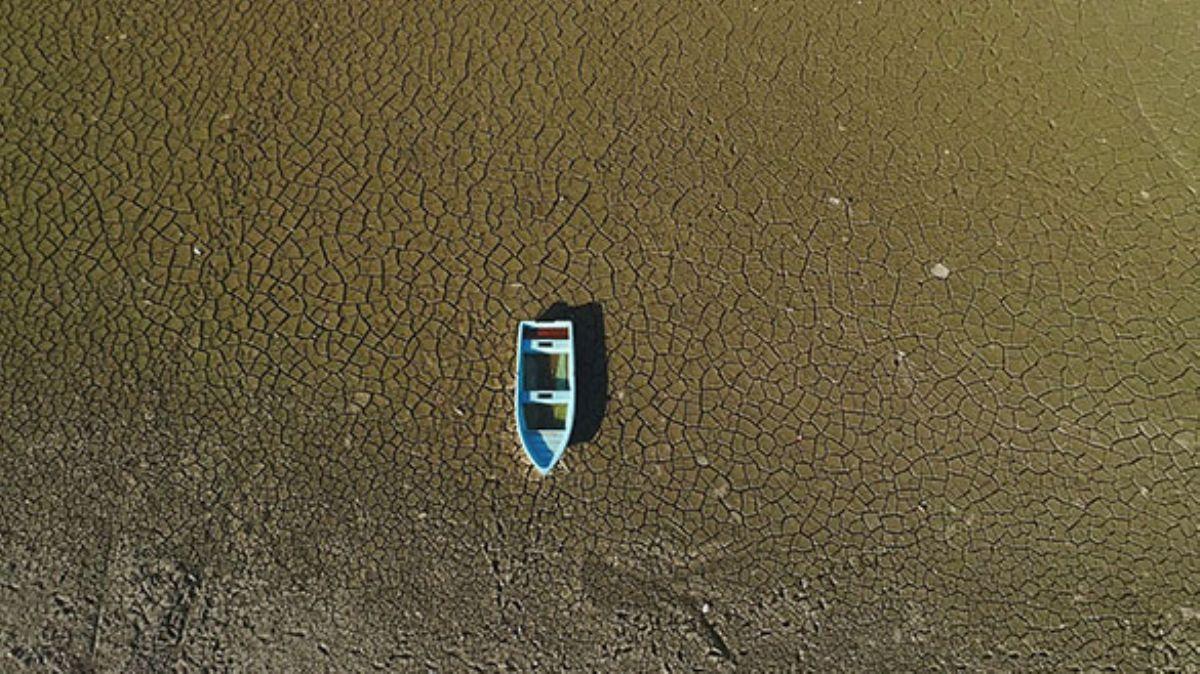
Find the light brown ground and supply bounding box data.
[1,0,1198,671]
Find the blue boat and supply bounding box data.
[514,320,575,474]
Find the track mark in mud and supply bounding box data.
[694,600,735,663]
[128,562,204,671]
[86,526,116,664]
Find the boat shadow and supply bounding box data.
[538,301,607,446]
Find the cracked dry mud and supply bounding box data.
[1,1,1198,671]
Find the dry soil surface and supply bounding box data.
[2,1,1199,671]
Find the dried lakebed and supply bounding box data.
[1,1,1198,670]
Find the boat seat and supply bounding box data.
[522,339,571,354]
[522,390,572,404]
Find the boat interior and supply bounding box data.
[521,353,571,428]
[519,324,573,444]
[522,353,570,391]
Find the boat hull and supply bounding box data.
[514,320,576,473]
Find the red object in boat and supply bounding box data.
[528,327,569,339]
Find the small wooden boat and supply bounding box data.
[514,320,575,474]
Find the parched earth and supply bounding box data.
[2,1,1198,671]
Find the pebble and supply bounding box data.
[929,262,950,280]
